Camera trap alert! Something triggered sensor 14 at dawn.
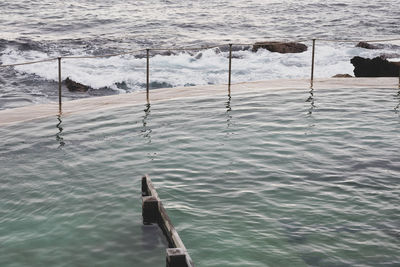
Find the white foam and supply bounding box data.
[0,43,393,91]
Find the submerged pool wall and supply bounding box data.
[142,175,194,267]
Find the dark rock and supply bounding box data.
[332,74,353,78]
[218,45,252,52]
[231,54,244,59]
[65,77,91,92]
[356,42,380,49]
[356,42,400,50]
[350,56,400,77]
[87,87,118,96]
[17,41,43,52]
[379,53,400,60]
[159,50,177,56]
[0,39,6,51]
[252,42,308,53]
[115,81,129,90]
[194,52,203,60]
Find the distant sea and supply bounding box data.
[1,0,399,109]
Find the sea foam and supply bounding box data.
[0,42,392,92]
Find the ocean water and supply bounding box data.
[1,87,399,266]
[1,1,400,266]
[0,0,400,109]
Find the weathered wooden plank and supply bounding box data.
[141,175,194,267]
[167,248,188,267]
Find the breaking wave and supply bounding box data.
[1,41,396,93]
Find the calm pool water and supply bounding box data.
[1,87,399,266]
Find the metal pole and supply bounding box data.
[228,43,232,96]
[58,57,62,113]
[146,49,150,105]
[310,39,316,89]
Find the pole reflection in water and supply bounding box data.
[305,88,316,135]
[56,115,65,148]
[226,95,232,129]
[306,88,316,115]
[394,89,400,113]
[141,103,152,143]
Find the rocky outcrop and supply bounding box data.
[350,56,400,77]
[252,42,308,53]
[218,45,252,53]
[380,53,400,60]
[332,74,353,78]
[355,42,400,51]
[65,77,91,92]
[355,42,381,49]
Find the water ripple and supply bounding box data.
[1,88,400,266]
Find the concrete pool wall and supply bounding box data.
[0,77,398,126]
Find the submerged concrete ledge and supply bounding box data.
[0,77,398,126]
[142,175,194,267]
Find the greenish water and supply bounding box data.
[1,87,400,266]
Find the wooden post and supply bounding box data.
[228,44,232,96]
[142,196,159,225]
[142,176,148,196]
[166,248,189,267]
[310,39,316,89]
[58,57,62,113]
[146,49,150,105]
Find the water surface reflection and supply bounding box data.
[394,89,400,113]
[55,115,65,148]
[306,88,316,115]
[141,104,152,143]
[225,95,232,129]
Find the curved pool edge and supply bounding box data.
[0,77,398,126]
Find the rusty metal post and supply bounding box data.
[228,43,232,96]
[58,57,62,113]
[146,49,150,105]
[310,39,316,89]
